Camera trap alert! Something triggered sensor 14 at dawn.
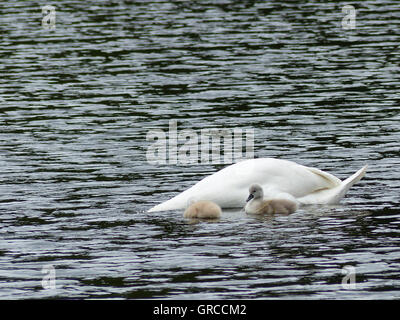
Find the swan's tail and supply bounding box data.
[335,165,368,202]
[298,165,368,205]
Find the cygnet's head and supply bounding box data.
[246,184,264,202]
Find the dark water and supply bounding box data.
[1,1,400,299]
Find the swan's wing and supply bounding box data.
[303,166,342,188]
[297,165,367,204]
[247,159,342,197]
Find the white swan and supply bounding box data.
[183,200,221,219]
[148,158,367,212]
[245,184,298,215]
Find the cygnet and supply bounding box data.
[245,184,298,215]
[183,200,222,219]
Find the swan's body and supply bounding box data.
[148,158,367,212]
[183,200,221,219]
[245,184,298,215]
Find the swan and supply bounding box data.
[183,200,222,219]
[148,158,367,212]
[245,184,298,215]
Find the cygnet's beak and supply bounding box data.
[246,193,254,202]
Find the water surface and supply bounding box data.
[0,0,399,299]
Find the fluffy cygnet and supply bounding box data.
[245,184,298,215]
[183,200,222,219]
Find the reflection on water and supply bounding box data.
[0,1,399,299]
